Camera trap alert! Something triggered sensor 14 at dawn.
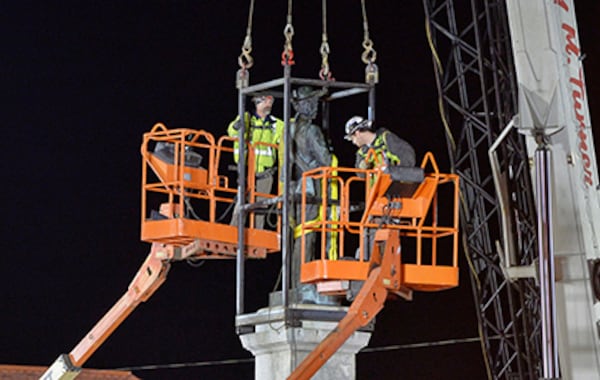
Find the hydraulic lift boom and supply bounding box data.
[41,243,174,379]
[288,154,460,379]
[41,125,282,380]
[288,229,402,380]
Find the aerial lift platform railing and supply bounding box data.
[300,152,460,289]
[141,122,280,256]
[41,123,281,380]
[289,152,460,379]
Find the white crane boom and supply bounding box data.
[506,1,600,378]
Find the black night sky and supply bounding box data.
[3,1,599,379]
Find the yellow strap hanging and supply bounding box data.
[294,155,339,260]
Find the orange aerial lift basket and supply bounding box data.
[140,123,280,259]
[299,152,460,292]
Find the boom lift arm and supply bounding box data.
[288,229,402,380]
[42,212,279,378]
[41,241,196,379]
[42,125,282,380]
[289,154,460,379]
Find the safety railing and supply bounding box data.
[300,152,460,291]
[140,123,280,257]
[216,135,282,231]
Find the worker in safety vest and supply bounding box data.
[344,115,416,262]
[228,94,284,229]
[290,86,334,290]
[344,115,416,171]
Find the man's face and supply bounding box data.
[350,130,369,147]
[255,96,273,116]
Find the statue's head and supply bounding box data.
[292,86,326,119]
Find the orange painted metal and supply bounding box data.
[69,243,171,366]
[140,123,281,257]
[288,230,402,380]
[141,218,277,258]
[63,123,283,371]
[290,154,460,378]
[62,123,280,367]
[300,151,460,291]
[146,153,209,189]
[302,260,370,282]
[402,263,459,291]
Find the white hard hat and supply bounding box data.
[344,116,373,140]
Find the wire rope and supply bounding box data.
[113,335,497,372]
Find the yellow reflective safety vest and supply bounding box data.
[356,128,416,169]
[228,112,284,174]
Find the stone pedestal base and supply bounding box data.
[237,304,371,380]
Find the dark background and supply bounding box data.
[3,1,599,379]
